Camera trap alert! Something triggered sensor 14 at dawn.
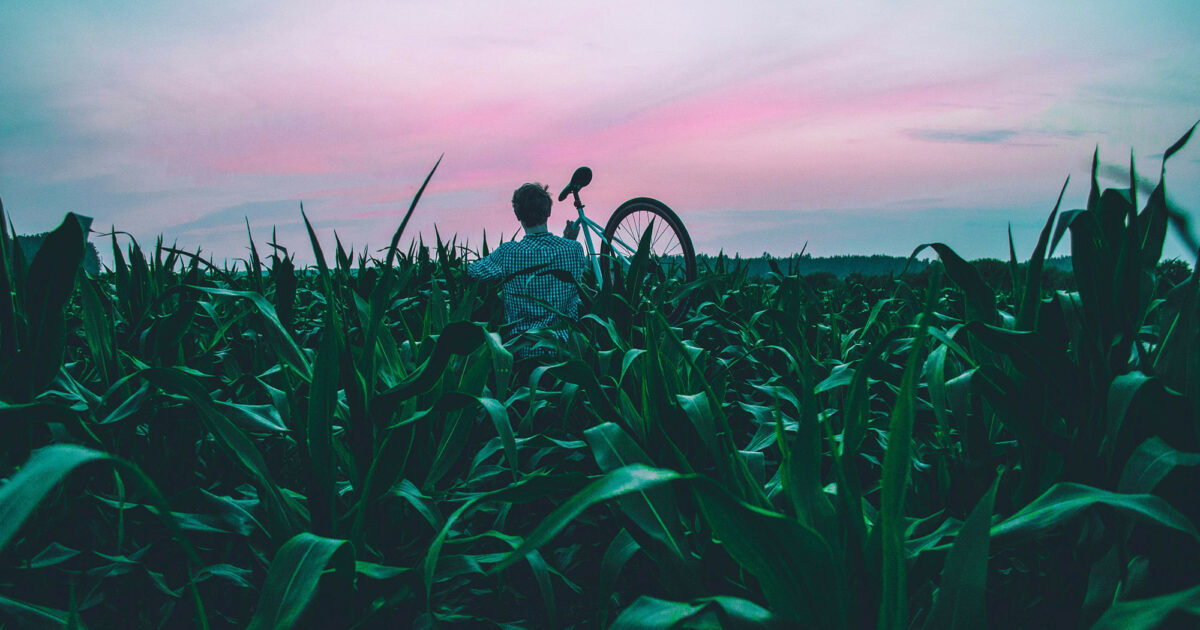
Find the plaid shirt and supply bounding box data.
[468,231,586,339]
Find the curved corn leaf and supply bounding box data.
[689,476,843,627]
[923,471,1001,630]
[879,315,932,630]
[490,465,843,626]
[990,482,1200,543]
[374,321,489,413]
[0,198,17,360]
[0,593,70,628]
[213,400,289,433]
[1,213,84,401]
[191,286,310,380]
[488,466,683,576]
[306,325,340,536]
[425,472,589,611]
[909,243,996,325]
[139,367,304,541]
[598,529,641,624]
[1162,121,1197,165]
[1103,372,1193,467]
[610,595,786,629]
[385,155,442,270]
[246,533,354,630]
[1018,179,1068,330]
[0,444,208,628]
[1118,437,1200,494]
[583,422,691,577]
[1093,583,1200,630]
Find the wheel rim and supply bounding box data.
[610,210,690,280]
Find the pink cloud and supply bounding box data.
[15,1,1194,263]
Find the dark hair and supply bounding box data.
[511,183,552,227]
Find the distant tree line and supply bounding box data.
[695,252,1195,293]
[697,253,933,279]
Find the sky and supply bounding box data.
[2,1,1199,265]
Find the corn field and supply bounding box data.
[1,130,1199,629]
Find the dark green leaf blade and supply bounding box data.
[0,444,109,553]
[246,533,354,630]
[1093,583,1200,630]
[923,471,1001,630]
[990,482,1199,543]
[1118,437,1200,494]
[489,465,682,575]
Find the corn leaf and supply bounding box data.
[246,533,354,630]
[923,471,1001,630]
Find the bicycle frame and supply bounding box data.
[569,193,638,281]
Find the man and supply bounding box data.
[468,183,586,355]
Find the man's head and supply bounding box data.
[512,183,552,227]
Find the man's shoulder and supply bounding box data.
[543,234,584,252]
[489,241,516,257]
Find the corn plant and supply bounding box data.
[0,131,1198,628]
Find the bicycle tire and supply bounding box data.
[600,197,697,322]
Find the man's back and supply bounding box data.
[467,231,586,338]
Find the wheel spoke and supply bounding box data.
[606,204,693,285]
[654,217,675,253]
[621,222,639,255]
[650,223,666,251]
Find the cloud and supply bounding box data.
[167,199,305,235]
[908,129,1021,144]
[4,2,1200,265]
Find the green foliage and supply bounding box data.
[1,131,1199,628]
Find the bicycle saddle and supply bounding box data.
[558,166,592,201]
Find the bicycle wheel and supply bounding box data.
[600,197,697,321]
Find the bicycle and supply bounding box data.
[557,166,697,320]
